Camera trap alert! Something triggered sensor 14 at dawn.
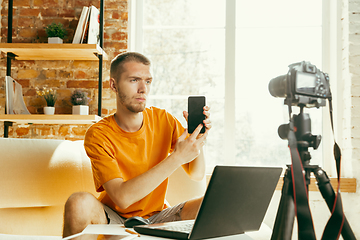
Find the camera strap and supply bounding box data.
[320,99,345,239]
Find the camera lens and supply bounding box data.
[268,74,287,98]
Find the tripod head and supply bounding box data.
[278,104,321,166]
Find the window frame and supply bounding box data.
[129,0,345,177]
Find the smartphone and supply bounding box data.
[188,96,206,134]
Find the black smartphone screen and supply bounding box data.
[188,96,206,134]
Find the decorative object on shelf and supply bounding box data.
[71,90,89,115]
[45,22,67,44]
[36,87,57,115]
[43,106,55,115]
[5,76,31,115]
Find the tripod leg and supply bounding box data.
[313,167,356,240]
[271,168,295,240]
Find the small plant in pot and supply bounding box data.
[36,87,57,115]
[71,90,89,115]
[45,22,67,44]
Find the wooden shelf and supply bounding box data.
[0,114,102,125]
[0,43,108,61]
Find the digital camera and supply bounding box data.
[268,61,331,108]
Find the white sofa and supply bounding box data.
[0,138,206,239]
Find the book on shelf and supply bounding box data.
[72,6,89,44]
[73,5,99,44]
[87,5,100,44]
[80,7,91,43]
[5,76,31,115]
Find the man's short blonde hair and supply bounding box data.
[110,52,151,82]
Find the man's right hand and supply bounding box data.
[173,124,208,165]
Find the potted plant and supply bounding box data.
[45,22,67,44]
[36,87,57,115]
[71,90,89,115]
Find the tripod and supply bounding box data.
[270,109,356,240]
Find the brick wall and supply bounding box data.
[0,0,128,139]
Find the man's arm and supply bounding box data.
[103,124,208,210]
[182,148,206,181]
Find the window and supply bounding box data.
[130,0,328,173]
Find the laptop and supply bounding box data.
[134,165,282,240]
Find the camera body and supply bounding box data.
[269,61,331,108]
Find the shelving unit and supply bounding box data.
[0,114,102,125]
[0,43,108,61]
[0,0,106,138]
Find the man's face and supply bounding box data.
[114,61,152,113]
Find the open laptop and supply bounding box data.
[134,165,282,240]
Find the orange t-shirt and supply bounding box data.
[84,107,185,218]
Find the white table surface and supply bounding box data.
[63,223,272,240]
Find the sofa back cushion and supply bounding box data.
[0,138,97,209]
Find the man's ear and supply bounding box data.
[110,78,117,92]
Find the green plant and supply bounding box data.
[45,22,67,39]
[36,87,57,107]
[71,90,88,105]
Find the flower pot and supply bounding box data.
[72,105,89,115]
[44,106,55,115]
[48,37,63,44]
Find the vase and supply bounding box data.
[44,106,55,115]
[72,105,89,115]
[48,37,63,44]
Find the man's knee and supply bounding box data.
[65,192,95,212]
[63,192,106,237]
[64,192,101,222]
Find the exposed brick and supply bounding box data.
[74,70,87,79]
[104,41,127,50]
[112,12,120,20]
[111,32,127,41]
[41,8,58,17]
[67,80,98,88]
[12,60,36,68]
[121,12,128,20]
[40,0,60,8]
[19,28,38,38]
[16,126,30,136]
[35,126,54,136]
[46,70,56,78]
[38,60,72,69]
[72,61,99,69]
[13,0,31,7]
[0,0,128,139]
[71,126,88,136]
[33,0,44,6]
[17,69,39,79]
[23,88,36,97]
[58,125,70,136]
[34,79,61,88]
[106,1,127,10]
[59,9,76,18]
[18,17,35,28]
[19,8,41,17]
[17,79,30,88]
[59,70,73,78]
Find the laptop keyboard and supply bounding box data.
[159,222,194,233]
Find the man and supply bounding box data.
[62,52,211,238]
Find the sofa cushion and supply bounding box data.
[0,138,97,208]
